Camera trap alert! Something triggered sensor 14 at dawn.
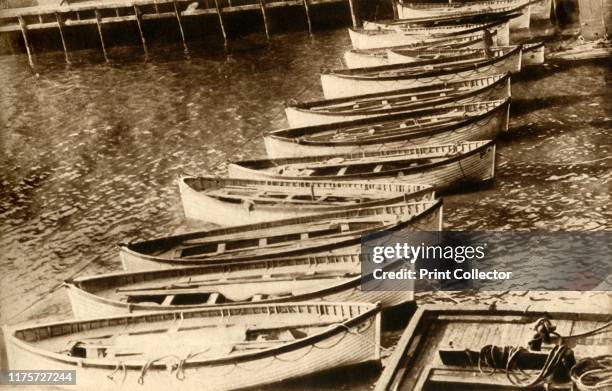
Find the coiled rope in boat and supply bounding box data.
[475,344,575,388]
[570,355,612,391]
[475,319,612,389]
[507,345,575,388]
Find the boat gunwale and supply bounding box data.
[391,45,509,57]
[282,80,509,121]
[523,41,545,51]
[66,274,364,312]
[345,34,487,56]
[287,74,508,111]
[180,175,433,194]
[66,258,407,312]
[179,175,436,210]
[71,253,364,286]
[235,140,491,166]
[349,18,506,36]
[348,36,486,56]
[7,301,381,370]
[397,0,532,12]
[234,140,495,180]
[364,10,521,28]
[268,99,510,146]
[119,199,443,264]
[325,45,522,80]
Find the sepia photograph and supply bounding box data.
[0,0,610,388]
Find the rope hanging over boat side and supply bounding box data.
[336,323,392,354]
[138,355,181,384]
[133,319,378,383]
[107,361,127,384]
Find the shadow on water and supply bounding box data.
[511,57,611,83]
[438,179,497,197]
[253,362,381,391]
[382,301,417,330]
[510,93,607,116]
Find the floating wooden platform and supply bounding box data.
[375,305,612,391]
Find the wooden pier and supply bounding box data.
[0,0,362,63]
[576,0,611,39]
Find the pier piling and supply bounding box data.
[17,16,34,68]
[303,0,313,35]
[259,0,270,40]
[213,0,228,47]
[390,0,398,19]
[94,10,109,62]
[133,5,149,56]
[577,0,610,40]
[55,13,71,64]
[1,0,364,59]
[348,0,360,28]
[172,0,190,56]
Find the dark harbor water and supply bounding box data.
[0,27,610,389]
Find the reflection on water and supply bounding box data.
[0,27,610,389]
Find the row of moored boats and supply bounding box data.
[8,1,609,390]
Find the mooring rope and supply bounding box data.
[473,319,612,390]
[562,321,612,340]
[335,323,392,354]
[570,355,612,391]
[507,344,573,388]
[475,344,574,388]
[106,361,127,384]
[138,355,181,384]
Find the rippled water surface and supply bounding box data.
[0,27,610,388]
